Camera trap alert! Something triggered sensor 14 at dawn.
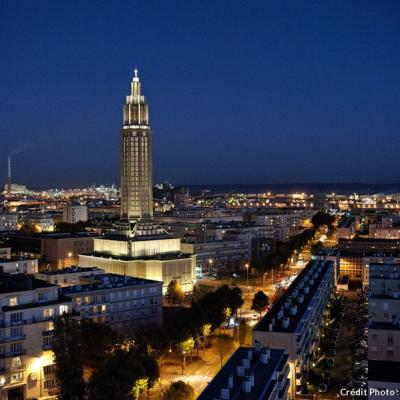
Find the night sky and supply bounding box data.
[1,1,400,188]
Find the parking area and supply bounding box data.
[329,291,358,395]
[306,291,361,398]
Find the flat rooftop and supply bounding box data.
[82,251,193,262]
[254,260,333,333]
[368,360,400,383]
[61,273,161,295]
[369,263,400,280]
[39,266,103,276]
[316,247,339,256]
[0,273,55,294]
[197,346,289,400]
[101,233,174,242]
[0,257,37,263]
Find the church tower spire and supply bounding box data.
[120,68,153,220]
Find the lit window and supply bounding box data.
[8,297,18,307]
[59,305,68,315]
[43,309,54,318]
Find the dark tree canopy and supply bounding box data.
[311,211,335,229]
[251,291,270,316]
[87,346,159,400]
[52,314,85,400]
[161,380,195,400]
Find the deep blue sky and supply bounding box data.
[1,1,400,188]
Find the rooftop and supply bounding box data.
[254,260,333,333]
[82,251,193,262]
[61,273,161,295]
[0,273,55,294]
[197,346,289,400]
[101,233,174,242]
[368,360,400,383]
[369,263,400,280]
[315,247,339,257]
[0,257,37,263]
[39,266,103,276]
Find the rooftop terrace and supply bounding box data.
[61,273,161,295]
[254,260,333,333]
[197,346,289,400]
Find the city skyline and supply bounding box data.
[1,1,400,187]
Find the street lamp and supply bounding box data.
[208,259,213,276]
[245,263,249,292]
[68,252,72,264]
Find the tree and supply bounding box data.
[312,211,335,229]
[52,314,85,400]
[80,319,117,366]
[177,336,195,373]
[165,279,185,305]
[251,291,270,317]
[87,346,159,400]
[160,381,195,400]
[229,286,244,313]
[200,323,212,349]
[55,221,88,233]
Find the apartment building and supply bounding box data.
[181,239,250,276]
[0,246,11,260]
[0,274,71,400]
[35,266,104,287]
[62,205,88,224]
[361,253,400,289]
[197,345,290,400]
[336,217,355,240]
[253,260,334,396]
[61,273,163,332]
[0,214,18,232]
[24,215,54,233]
[0,258,38,275]
[368,263,400,398]
[368,264,400,361]
[41,233,96,268]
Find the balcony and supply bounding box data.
[0,349,26,359]
[0,335,26,343]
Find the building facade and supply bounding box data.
[197,346,290,400]
[0,258,38,274]
[0,214,18,232]
[0,274,71,400]
[253,260,334,396]
[62,205,88,224]
[61,273,162,332]
[120,68,153,220]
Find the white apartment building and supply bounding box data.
[369,264,400,362]
[24,215,54,233]
[0,258,38,275]
[62,205,88,224]
[61,273,163,332]
[0,274,71,400]
[0,215,18,232]
[36,266,104,287]
[253,260,334,396]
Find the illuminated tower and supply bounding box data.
[120,68,153,220]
